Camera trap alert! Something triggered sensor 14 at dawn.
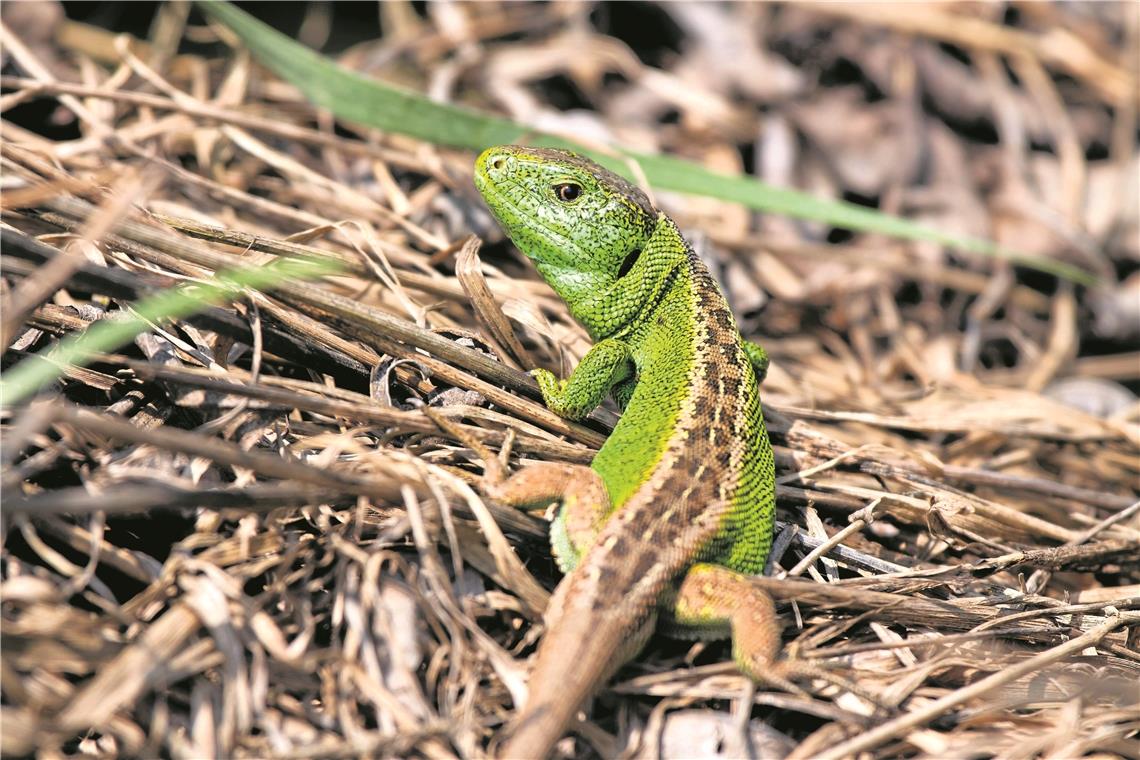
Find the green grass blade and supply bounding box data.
[198,1,1096,286]
[1,256,339,406]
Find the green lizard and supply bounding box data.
[471,145,784,758]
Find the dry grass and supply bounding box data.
[2,3,1138,758]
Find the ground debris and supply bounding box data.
[2,3,1137,758]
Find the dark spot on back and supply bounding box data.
[631,552,659,580]
[595,564,618,590]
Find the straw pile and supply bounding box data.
[2,3,1137,758]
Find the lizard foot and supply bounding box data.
[673,564,892,711]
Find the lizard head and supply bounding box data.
[474,146,658,311]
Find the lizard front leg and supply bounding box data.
[426,338,632,569]
[742,339,770,384]
[424,408,611,569]
[531,337,633,421]
[509,336,635,566]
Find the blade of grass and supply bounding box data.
[1,256,340,406]
[198,1,1096,286]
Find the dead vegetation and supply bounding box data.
[1,3,1138,758]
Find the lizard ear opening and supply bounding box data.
[617,248,641,279]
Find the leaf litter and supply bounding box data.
[1,3,1137,758]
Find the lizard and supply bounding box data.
[469,145,787,758]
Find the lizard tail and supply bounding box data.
[496,575,660,759]
[497,610,652,760]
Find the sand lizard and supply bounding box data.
[470,145,790,758]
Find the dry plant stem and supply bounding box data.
[148,212,555,306]
[782,503,878,579]
[615,664,876,725]
[1025,287,1079,393]
[0,164,125,208]
[1025,500,1140,594]
[54,602,200,734]
[806,627,1063,660]
[6,482,339,518]
[965,540,1139,576]
[119,358,592,462]
[747,576,1134,644]
[116,39,447,249]
[48,404,400,497]
[778,404,1114,443]
[776,443,879,486]
[454,236,536,370]
[798,475,1082,546]
[0,23,109,136]
[1,170,159,348]
[219,123,446,250]
[7,107,438,264]
[783,525,906,575]
[969,598,1140,635]
[32,196,611,445]
[780,425,1133,512]
[1071,351,1140,381]
[3,232,374,378]
[1065,499,1140,546]
[720,236,1053,313]
[813,612,1131,760]
[0,75,436,173]
[937,464,1135,512]
[30,403,543,538]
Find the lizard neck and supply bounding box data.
[554,213,687,341]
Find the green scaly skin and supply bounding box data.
[474,146,779,759]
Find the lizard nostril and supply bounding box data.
[491,157,505,171]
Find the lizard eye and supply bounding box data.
[554,183,582,203]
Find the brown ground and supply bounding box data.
[2,3,1137,758]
